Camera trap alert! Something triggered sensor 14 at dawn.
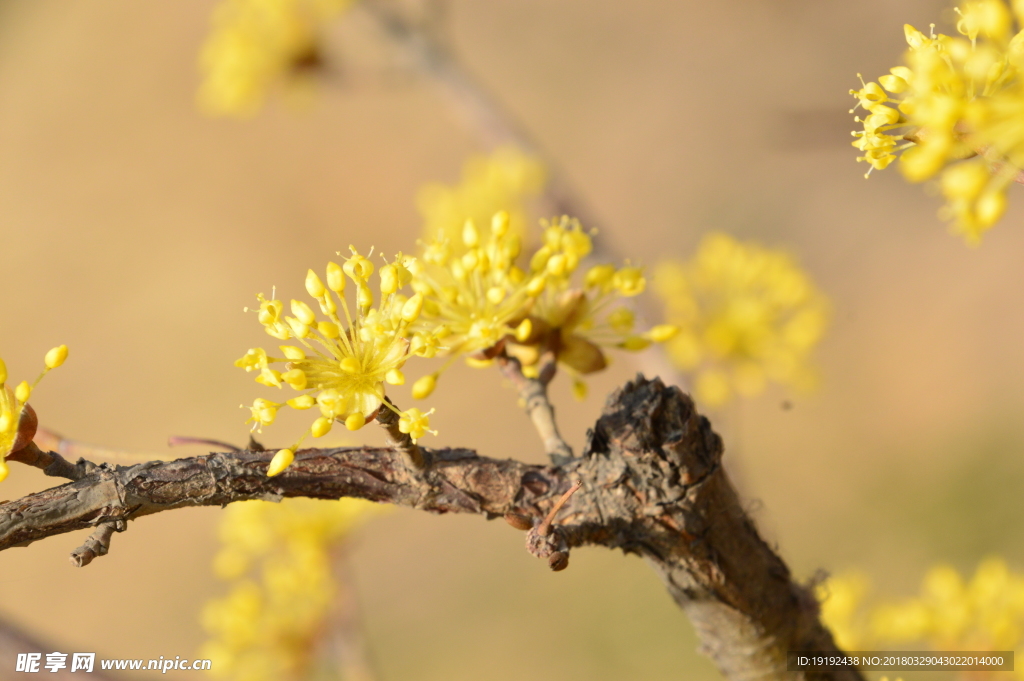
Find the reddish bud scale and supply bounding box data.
[11,403,38,454]
[504,513,533,531]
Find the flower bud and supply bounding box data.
[326,262,345,293]
[44,345,69,369]
[267,448,295,477]
[412,374,437,400]
[305,269,326,298]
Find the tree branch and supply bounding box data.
[0,375,859,681]
[373,397,427,470]
[360,0,604,248]
[496,352,573,464]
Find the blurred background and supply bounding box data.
[2,0,1024,679]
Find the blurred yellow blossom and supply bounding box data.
[851,0,1024,243]
[0,345,68,482]
[202,496,385,681]
[654,233,828,407]
[198,0,353,117]
[819,559,1024,680]
[817,571,872,651]
[417,146,546,249]
[237,247,434,475]
[871,558,1024,656]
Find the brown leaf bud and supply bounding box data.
[11,403,38,454]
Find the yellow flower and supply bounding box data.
[654,233,828,407]
[409,211,545,394]
[398,407,437,441]
[851,0,1024,243]
[202,497,385,680]
[0,345,68,482]
[238,247,434,474]
[417,146,546,250]
[198,0,353,117]
[502,216,677,394]
[411,212,673,397]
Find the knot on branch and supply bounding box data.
[581,374,722,514]
[587,375,720,463]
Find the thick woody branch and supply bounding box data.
[0,376,859,681]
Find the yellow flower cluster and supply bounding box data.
[201,497,384,681]
[851,0,1024,243]
[873,559,1024,654]
[237,247,434,476]
[817,571,873,651]
[198,0,352,117]
[408,211,542,397]
[820,559,1024,679]
[417,146,546,250]
[409,213,676,400]
[0,345,68,482]
[503,216,677,399]
[654,233,828,407]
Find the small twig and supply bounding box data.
[536,480,582,537]
[5,441,96,481]
[167,436,241,451]
[33,427,155,464]
[497,353,573,464]
[360,0,606,252]
[526,479,581,572]
[69,522,117,567]
[374,398,427,470]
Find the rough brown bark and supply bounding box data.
[0,375,860,681]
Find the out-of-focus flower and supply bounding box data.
[201,496,385,681]
[817,571,872,651]
[870,558,1024,656]
[198,0,353,117]
[237,247,434,475]
[417,147,546,250]
[0,345,68,482]
[820,558,1024,680]
[851,0,1024,243]
[654,233,828,407]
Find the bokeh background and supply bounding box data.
[2,0,1024,679]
